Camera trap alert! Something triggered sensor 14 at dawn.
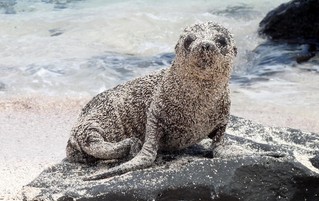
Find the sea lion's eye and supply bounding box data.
[184,34,196,50]
[215,36,227,47]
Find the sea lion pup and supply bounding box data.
[66,22,237,180]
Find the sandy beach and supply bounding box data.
[0,97,84,200]
[1,86,318,200]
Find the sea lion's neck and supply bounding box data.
[169,62,229,91]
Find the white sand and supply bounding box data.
[0,90,318,199]
[0,97,85,200]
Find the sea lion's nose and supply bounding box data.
[201,42,215,51]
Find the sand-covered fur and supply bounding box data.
[66,22,237,180]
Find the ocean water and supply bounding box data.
[2,0,316,96]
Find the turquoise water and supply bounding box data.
[1,0,300,96]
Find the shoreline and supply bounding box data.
[1,92,318,133]
[231,94,319,134]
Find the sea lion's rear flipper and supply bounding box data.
[82,133,142,161]
[83,139,159,181]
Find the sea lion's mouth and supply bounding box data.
[198,57,211,69]
[189,54,217,70]
[191,48,219,69]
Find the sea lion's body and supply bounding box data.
[66,22,237,180]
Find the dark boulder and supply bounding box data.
[259,0,319,43]
[21,116,319,201]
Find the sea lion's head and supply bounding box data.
[174,22,237,80]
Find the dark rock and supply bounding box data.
[310,154,319,169]
[258,0,319,64]
[21,116,319,201]
[258,0,319,43]
[295,44,317,63]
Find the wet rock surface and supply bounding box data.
[258,0,319,42]
[21,116,319,201]
[258,0,319,64]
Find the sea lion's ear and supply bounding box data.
[174,43,179,52]
[174,37,182,53]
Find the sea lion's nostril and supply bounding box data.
[201,43,214,51]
